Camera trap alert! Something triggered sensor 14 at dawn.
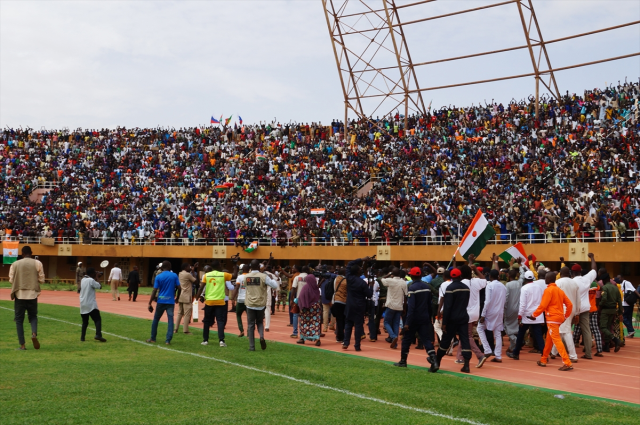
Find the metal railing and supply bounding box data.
[3,230,639,247]
[35,181,59,189]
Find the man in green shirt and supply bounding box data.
[598,269,623,353]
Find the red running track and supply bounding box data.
[2,289,638,405]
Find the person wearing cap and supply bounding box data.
[429,266,445,326]
[393,266,437,369]
[550,267,580,363]
[75,262,84,293]
[509,269,545,360]
[478,269,506,363]
[570,253,598,358]
[456,254,488,368]
[529,272,573,371]
[436,267,472,373]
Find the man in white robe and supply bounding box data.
[478,269,507,363]
[551,267,580,362]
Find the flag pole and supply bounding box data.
[446,246,460,269]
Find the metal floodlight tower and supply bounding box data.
[322,0,640,128]
[322,0,426,129]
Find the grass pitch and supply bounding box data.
[0,301,637,425]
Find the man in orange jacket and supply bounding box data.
[528,273,574,371]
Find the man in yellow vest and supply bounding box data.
[244,259,280,351]
[196,260,238,347]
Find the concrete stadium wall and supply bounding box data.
[1,241,638,285]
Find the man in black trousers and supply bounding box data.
[436,268,473,373]
[342,257,373,352]
[394,267,438,370]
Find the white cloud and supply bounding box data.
[1,0,638,128]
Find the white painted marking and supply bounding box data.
[1,306,488,425]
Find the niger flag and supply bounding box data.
[458,210,495,260]
[3,240,19,264]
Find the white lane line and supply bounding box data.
[0,306,488,425]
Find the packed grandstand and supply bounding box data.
[1,83,639,247]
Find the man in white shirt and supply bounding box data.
[478,269,506,363]
[617,275,636,338]
[509,271,545,360]
[79,268,107,342]
[108,264,122,301]
[456,255,488,368]
[552,268,580,362]
[571,253,599,357]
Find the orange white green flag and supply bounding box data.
[3,240,19,264]
[458,210,496,260]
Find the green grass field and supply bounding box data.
[1,301,637,425]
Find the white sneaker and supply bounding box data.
[201,341,208,346]
[219,341,227,347]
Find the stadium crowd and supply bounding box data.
[1,82,639,246]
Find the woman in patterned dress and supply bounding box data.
[297,274,322,346]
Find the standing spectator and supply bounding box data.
[147,261,180,345]
[330,267,347,344]
[617,275,636,338]
[75,262,83,293]
[598,270,624,352]
[79,268,107,342]
[108,263,122,301]
[9,246,45,350]
[196,260,238,347]
[342,257,373,352]
[296,274,323,346]
[569,254,598,359]
[175,263,196,334]
[244,260,279,351]
[380,267,407,349]
[127,266,140,302]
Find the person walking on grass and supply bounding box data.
[108,263,122,301]
[244,260,279,351]
[79,268,107,342]
[235,264,249,337]
[529,273,574,371]
[393,267,438,370]
[9,246,45,350]
[147,261,180,345]
[127,266,141,302]
[196,260,238,347]
[175,263,196,334]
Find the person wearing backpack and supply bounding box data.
[616,275,637,338]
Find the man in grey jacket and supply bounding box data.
[79,268,107,342]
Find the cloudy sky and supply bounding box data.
[1,0,638,129]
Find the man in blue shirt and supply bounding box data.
[147,261,180,345]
